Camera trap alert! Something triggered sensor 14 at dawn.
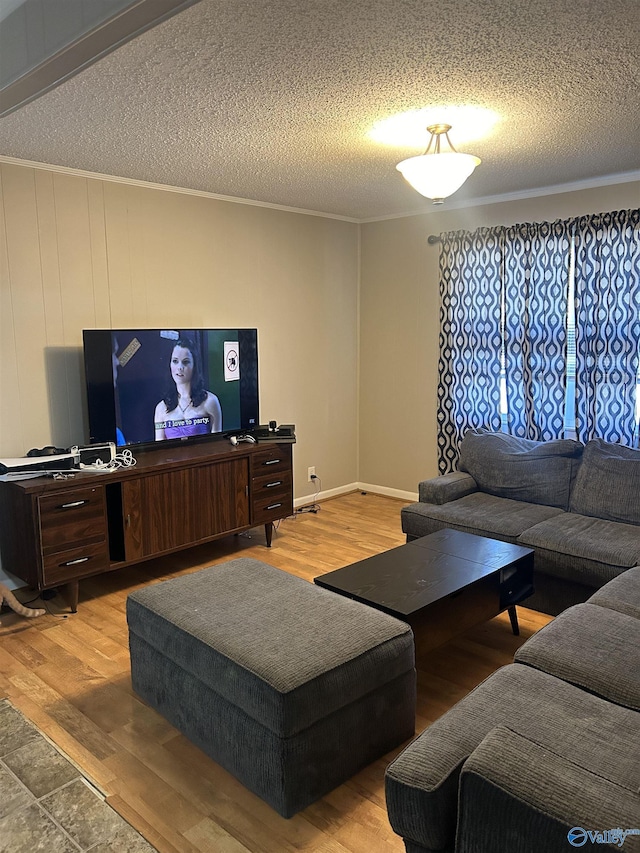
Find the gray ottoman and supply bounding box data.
[127,558,416,817]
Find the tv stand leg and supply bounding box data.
[507,605,519,635]
[65,581,79,613]
[265,522,274,548]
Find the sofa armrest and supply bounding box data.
[457,726,640,853]
[418,472,477,505]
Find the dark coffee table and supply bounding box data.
[314,528,534,654]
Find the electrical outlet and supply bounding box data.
[307,466,316,482]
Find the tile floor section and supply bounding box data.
[0,698,156,853]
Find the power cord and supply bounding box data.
[80,448,137,472]
[113,448,137,469]
[12,589,71,619]
[296,473,321,514]
[41,599,71,619]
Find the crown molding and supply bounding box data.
[359,171,640,223]
[0,155,360,223]
[1,154,637,225]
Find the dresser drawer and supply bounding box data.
[251,445,293,525]
[252,469,292,496]
[252,490,293,524]
[250,446,291,478]
[39,487,107,554]
[42,540,110,585]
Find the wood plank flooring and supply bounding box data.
[0,492,551,852]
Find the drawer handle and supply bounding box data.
[266,502,283,510]
[264,459,281,466]
[59,500,88,509]
[265,481,283,488]
[61,556,90,567]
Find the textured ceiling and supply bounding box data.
[0,0,638,220]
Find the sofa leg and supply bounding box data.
[508,605,519,636]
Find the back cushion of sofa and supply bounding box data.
[458,429,584,510]
[569,438,640,525]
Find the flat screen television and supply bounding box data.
[83,328,259,449]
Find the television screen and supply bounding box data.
[83,328,259,448]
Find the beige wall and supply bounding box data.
[0,162,360,502]
[359,181,640,496]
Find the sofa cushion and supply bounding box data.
[458,429,583,510]
[385,663,640,853]
[588,566,640,619]
[457,726,640,853]
[514,603,640,711]
[401,492,564,543]
[569,438,640,525]
[518,513,640,587]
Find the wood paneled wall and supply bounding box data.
[0,163,359,497]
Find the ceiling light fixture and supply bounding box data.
[396,124,481,204]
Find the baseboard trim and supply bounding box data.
[357,483,418,502]
[294,483,359,508]
[294,482,417,508]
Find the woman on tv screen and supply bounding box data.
[154,338,223,440]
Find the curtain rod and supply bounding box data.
[427,235,441,245]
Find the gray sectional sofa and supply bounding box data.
[401,431,640,615]
[385,566,640,853]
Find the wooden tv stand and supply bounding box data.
[0,440,293,612]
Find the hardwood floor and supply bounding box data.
[0,492,551,853]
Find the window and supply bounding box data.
[499,234,640,443]
[439,209,640,472]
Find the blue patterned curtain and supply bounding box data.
[573,209,640,446]
[503,220,571,440]
[437,228,503,473]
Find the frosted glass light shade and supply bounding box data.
[396,151,481,202]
